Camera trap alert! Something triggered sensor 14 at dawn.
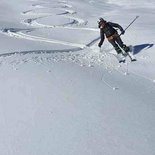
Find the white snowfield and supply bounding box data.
[0,0,155,155]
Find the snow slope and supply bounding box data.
[0,0,155,155]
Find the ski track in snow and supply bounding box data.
[1,0,96,48]
[0,0,154,90]
[0,0,98,53]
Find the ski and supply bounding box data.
[117,53,126,63]
[109,52,126,63]
[101,46,137,64]
[114,52,137,63]
[127,52,137,61]
[122,46,137,62]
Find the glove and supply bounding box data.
[121,30,125,35]
[98,42,102,48]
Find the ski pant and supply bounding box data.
[108,36,130,54]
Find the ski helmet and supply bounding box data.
[99,17,105,22]
[98,17,106,28]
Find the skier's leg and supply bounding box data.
[122,44,130,53]
[115,37,130,53]
[108,39,122,54]
[115,37,136,61]
[109,39,125,63]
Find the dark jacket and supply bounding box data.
[99,21,124,46]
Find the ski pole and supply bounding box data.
[120,16,139,36]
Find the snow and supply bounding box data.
[0,0,155,155]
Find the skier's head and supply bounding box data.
[98,17,106,28]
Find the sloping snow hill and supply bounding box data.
[0,0,155,155]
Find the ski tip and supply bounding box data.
[131,59,137,62]
[119,60,126,63]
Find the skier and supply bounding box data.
[98,18,134,62]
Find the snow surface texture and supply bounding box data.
[0,0,155,155]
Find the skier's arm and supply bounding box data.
[109,22,125,34]
[98,30,105,47]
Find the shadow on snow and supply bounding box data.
[133,43,154,55]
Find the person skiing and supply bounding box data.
[98,18,133,62]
